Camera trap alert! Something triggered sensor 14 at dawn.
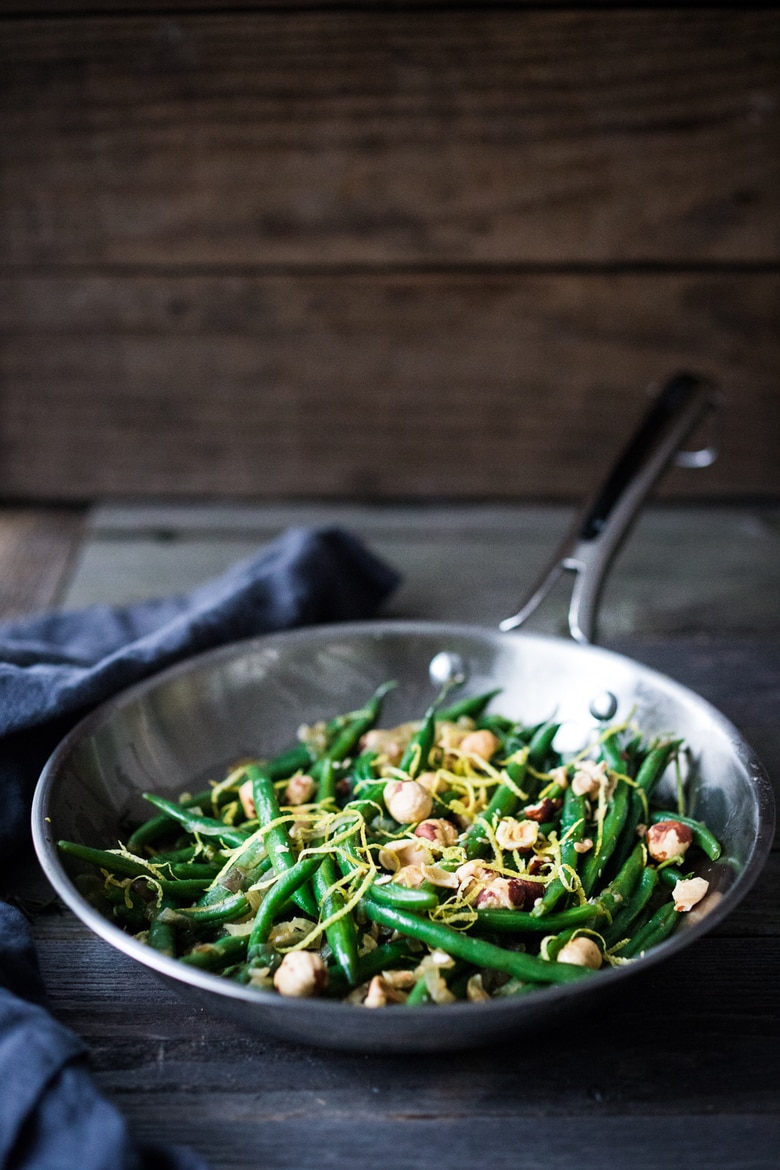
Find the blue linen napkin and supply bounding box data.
[0,525,399,1169]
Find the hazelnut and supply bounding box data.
[384,779,433,825]
[646,820,694,862]
[455,859,496,889]
[419,863,460,889]
[273,951,328,997]
[523,797,562,823]
[392,864,427,889]
[377,838,429,872]
[361,723,416,766]
[475,877,539,910]
[363,975,406,1007]
[414,818,459,846]
[495,817,539,852]
[284,773,315,806]
[238,778,255,819]
[571,759,609,797]
[466,974,491,1003]
[459,729,501,763]
[673,875,709,912]
[557,936,603,969]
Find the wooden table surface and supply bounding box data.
[4,501,779,1170]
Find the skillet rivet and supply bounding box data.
[429,652,468,687]
[589,691,619,722]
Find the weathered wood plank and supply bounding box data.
[59,504,780,643]
[2,273,778,499]
[102,1113,780,1170]
[1,9,777,266]
[0,507,84,619]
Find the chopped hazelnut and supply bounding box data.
[573,837,594,854]
[522,798,562,824]
[571,759,609,797]
[238,778,255,819]
[495,817,539,852]
[455,859,496,889]
[284,773,315,806]
[392,864,428,889]
[384,779,433,825]
[378,838,429,872]
[527,854,549,876]
[414,818,459,846]
[273,951,328,997]
[475,876,539,910]
[646,820,694,862]
[363,975,406,1007]
[466,974,491,1002]
[361,723,417,767]
[673,875,709,912]
[420,863,460,889]
[557,936,603,969]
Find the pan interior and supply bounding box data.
[33,622,773,1051]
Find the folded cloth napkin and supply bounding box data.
[0,525,399,1169]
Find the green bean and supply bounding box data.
[180,934,249,970]
[399,698,439,780]
[527,720,562,770]
[168,862,224,880]
[247,764,318,918]
[321,680,396,763]
[325,939,417,998]
[595,842,646,920]
[141,794,250,849]
[579,777,631,897]
[366,880,440,913]
[405,976,433,1006]
[152,877,215,898]
[313,757,336,805]
[56,844,211,900]
[609,740,680,874]
[262,743,313,782]
[474,902,602,934]
[437,689,502,722]
[165,889,251,925]
[658,864,694,889]
[649,810,721,860]
[532,785,586,916]
[312,855,360,985]
[360,900,592,985]
[602,864,659,948]
[146,898,177,957]
[248,855,323,954]
[58,840,166,880]
[620,901,679,958]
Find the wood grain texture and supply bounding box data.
[8,504,778,1170]
[1,272,777,499]
[26,918,780,1168]
[1,8,777,266]
[0,508,84,618]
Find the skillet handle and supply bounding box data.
[499,371,721,645]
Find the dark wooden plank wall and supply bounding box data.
[1,4,778,502]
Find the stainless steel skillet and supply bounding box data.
[32,374,775,1053]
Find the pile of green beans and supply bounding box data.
[58,681,720,1007]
